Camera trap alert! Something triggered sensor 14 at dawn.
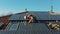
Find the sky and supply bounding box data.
[0,0,60,16]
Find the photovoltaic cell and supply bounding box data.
[9,23,19,30]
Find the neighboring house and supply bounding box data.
[0,15,11,29]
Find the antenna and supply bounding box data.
[50,0,53,12]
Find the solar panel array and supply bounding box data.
[9,23,19,30]
[9,11,60,20]
[9,14,28,20]
[1,22,60,34]
[7,22,49,31]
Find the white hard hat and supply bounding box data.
[24,16,27,19]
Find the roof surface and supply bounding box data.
[1,22,60,34]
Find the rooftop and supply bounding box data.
[0,11,60,34]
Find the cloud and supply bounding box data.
[0,8,13,16]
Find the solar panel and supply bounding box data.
[55,15,60,20]
[18,23,48,31]
[49,15,60,20]
[9,14,28,20]
[9,11,60,20]
[0,22,4,27]
[1,22,60,34]
[9,23,19,30]
[30,23,48,30]
[29,11,51,20]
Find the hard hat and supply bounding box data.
[24,16,27,19]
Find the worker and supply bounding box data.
[27,14,37,23]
